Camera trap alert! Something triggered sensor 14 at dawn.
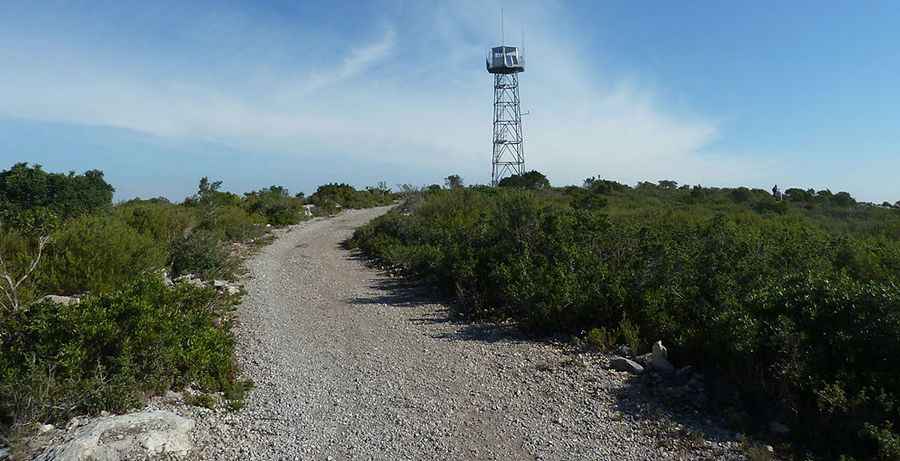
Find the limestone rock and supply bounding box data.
[40,295,80,306]
[609,356,644,374]
[650,340,675,373]
[174,274,205,289]
[36,410,194,461]
[651,341,668,360]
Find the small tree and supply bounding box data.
[444,175,463,189]
[0,223,50,312]
[498,171,550,190]
[657,180,678,190]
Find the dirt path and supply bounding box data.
[190,207,743,460]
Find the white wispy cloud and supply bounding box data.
[0,1,782,190]
[297,28,396,93]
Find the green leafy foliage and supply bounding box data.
[0,164,396,446]
[349,180,900,460]
[0,276,246,431]
[498,170,551,190]
[444,175,464,189]
[170,230,238,281]
[0,163,113,228]
[199,205,264,242]
[114,198,195,246]
[40,213,168,295]
[242,186,307,226]
[185,178,265,242]
[308,183,393,213]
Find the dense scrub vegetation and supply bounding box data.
[1,277,246,430]
[0,163,392,445]
[308,182,394,214]
[349,176,900,460]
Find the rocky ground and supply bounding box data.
[30,207,754,460]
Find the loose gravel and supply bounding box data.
[183,207,747,460]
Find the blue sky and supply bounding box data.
[1,0,898,202]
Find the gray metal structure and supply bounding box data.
[486,45,525,186]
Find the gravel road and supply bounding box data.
[189,207,746,460]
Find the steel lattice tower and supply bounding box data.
[486,45,525,186]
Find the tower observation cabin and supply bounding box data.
[486,46,525,74]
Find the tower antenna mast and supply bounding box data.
[501,8,504,45]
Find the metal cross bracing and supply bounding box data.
[491,72,525,186]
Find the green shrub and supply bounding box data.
[308,183,393,210]
[0,276,246,433]
[201,205,263,242]
[350,185,900,460]
[242,186,306,226]
[114,199,195,245]
[0,163,114,226]
[497,170,551,190]
[40,214,167,295]
[586,327,614,351]
[170,230,238,280]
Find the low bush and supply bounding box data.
[200,205,264,242]
[242,186,306,226]
[40,214,168,295]
[114,199,195,246]
[0,276,246,435]
[308,183,393,211]
[170,229,238,280]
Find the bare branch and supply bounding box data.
[14,235,49,290]
[0,220,50,312]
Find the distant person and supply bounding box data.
[772,185,782,201]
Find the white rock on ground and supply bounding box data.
[651,340,676,373]
[35,410,194,461]
[40,295,79,306]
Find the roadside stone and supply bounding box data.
[36,410,194,461]
[40,295,79,306]
[39,424,55,434]
[163,391,184,403]
[174,274,205,288]
[609,356,644,374]
[652,341,668,360]
[649,341,675,373]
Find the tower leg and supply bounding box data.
[491,73,525,186]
